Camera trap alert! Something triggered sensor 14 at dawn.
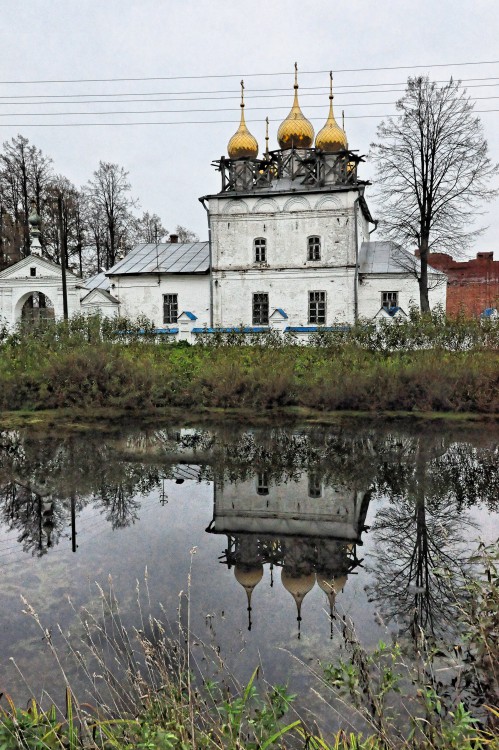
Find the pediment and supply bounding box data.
[0,255,77,281]
[81,288,119,306]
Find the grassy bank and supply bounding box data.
[0,314,498,414]
[1,542,498,749]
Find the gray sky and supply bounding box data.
[1,0,499,255]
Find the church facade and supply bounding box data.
[0,68,446,334]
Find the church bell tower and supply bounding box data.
[204,65,374,329]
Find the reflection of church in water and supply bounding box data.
[207,470,370,636]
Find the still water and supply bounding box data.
[0,419,498,713]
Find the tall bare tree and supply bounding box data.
[370,77,499,311]
[42,176,87,275]
[85,161,137,268]
[0,134,53,259]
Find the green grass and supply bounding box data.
[0,313,498,415]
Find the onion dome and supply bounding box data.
[277,63,314,150]
[227,80,259,159]
[315,72,348,153]
[234,564,264,631]
[281,568,316,637]
[28,200,41,237]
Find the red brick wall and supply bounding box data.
[428,252,499,317]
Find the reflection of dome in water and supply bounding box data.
[317,573,348,606]
[281,568,316,636]
[234,564,264,592]
[234,564,264,631]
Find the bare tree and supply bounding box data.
[370,77,499,311]
[0,134,53,259]
[132,211,167,244]
[85,161,137,268]
[175,224,199,243]
[42,176,87,275]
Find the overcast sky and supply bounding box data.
[1,0,498,255]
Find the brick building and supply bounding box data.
[426,252,499,317]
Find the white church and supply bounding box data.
[0,69,446,338]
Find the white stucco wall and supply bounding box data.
[0,256,81,330]
[357,273,447,318]
[209,187,367,327]
[108,272,211,327]
[213,267,356,326]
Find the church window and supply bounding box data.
[309,291,326,324]
[308,236,321,261]
[30,267,36,277]
[256,472,269,495]
[252,292,269,325]
[163,293,178,324]
[254,237,267,263]
[308,473,322,498]
[381,291,398,309]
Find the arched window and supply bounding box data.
[254,237,267,263]
[308,236,321,261]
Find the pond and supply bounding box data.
[0,419,497,725]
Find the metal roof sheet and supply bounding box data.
[107,242,210,275]
[359,241,445,275]
[83,270,111,291]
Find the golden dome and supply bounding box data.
[277,63,314,150]
[227,80,259,159]
[315,72,348,153]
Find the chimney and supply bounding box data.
[169,233,179,243]
[477,252,493,260]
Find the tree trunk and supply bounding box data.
[418,237,431,313]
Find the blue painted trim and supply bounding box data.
[116,328,179,335]
[272,308,288,319]
[192,327,270,334]
[285,325,350,333]
[179,310,197,320]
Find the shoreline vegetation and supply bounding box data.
[0,312,498,416]
[1,542,498,749]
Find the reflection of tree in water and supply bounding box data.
[0,431,165,552]
[0,424,496,569]
[0,483,69,556]
[367,440,479,644]
[95,465,162,529]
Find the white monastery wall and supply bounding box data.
[109,273,211,327]
[213,268,356,326]
[209,189,363,327]
[210,190,360,270]
[357,273,447,318]
[0,257,80,329]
